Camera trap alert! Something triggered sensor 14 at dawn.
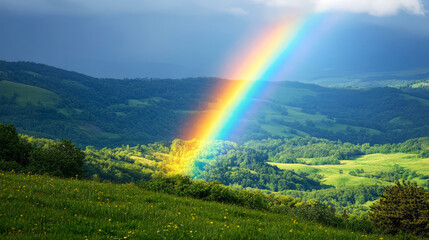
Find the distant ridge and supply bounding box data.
[0,60,428,148]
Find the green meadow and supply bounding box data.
[0,172,400,240]
[0,80,60,107]
[269,153,429,188]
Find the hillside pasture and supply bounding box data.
[0,80,60,107]
[0,172,396,240]
[269,153,429,188]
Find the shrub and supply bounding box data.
[139,174,348,228]
[139,174,269,210]
[344,215,374,234]
[290,201,342,227]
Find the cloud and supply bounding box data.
[314,0,425,16]
[0,0,425,17]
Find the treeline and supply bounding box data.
[349,164,429,183]
[244,136,429,164]
[0,123,172,183]
[83,142,169,183]
[284,185,385,215]
[0,123,85,178]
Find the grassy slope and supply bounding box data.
[269,153,429,188]
[0,172,395,240]
[0,80,60,107]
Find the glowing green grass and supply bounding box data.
[0,172,397,240]
[269,153,429,188]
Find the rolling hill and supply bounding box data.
[0,172,399,240]
[1,60,429,148]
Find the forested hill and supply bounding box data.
[1,60,429,148]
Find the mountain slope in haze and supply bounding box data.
[0,60,428,148]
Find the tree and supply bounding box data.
[0,123,32,166]
[369,180,429,237]
[29,139,85,178]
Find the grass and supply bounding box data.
[269,153,429,188]
[128,99,150,107]
[353,153,429,175]
[128,97,166,107]
[0,172,398,240]
[261,124,307,138]
[401,93,429,107]
[77,125,121,141]
[57,108,83,117]
[0,80,60,107]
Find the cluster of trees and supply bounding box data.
[83,143,169,183]
[0,122,171,183]
[284,185,385,215]
[244,136,429,164]
[349,164,429,183]
[198,147,325,191]
[0,123,85,177]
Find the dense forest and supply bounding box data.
[1,61,429,148]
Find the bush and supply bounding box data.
[290,201,342,227]
[139,174,349,229]
[28,139,85,178]
[139,174,269,210]
[369,180,429,237]
[344,215,374,234]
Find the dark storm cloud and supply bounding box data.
[0,0,428,79]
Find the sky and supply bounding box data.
[0,0,428,80]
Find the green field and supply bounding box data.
[269,153,429,188]
[0,80,60,107]
[0,172,400,239]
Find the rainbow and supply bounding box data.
[169,13,340,175]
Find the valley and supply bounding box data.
[1,61,428,238]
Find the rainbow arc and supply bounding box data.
[171,13,340,175]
